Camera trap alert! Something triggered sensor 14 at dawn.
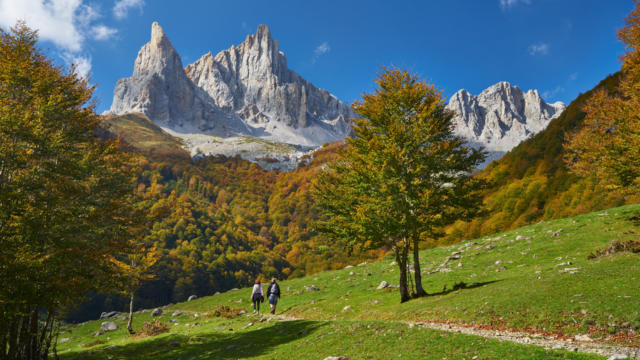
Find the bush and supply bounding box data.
[139,320,170,337]
[587,239,640,259]
[204,305,244,319]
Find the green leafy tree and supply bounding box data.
[0,22,139,359]
[565,3,640,193]
[313,68,486,302]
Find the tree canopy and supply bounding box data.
[0,22,140,359]
[314,68,486,302]
[564,2,640,193]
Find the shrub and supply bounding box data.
[139,320,170,337]
[587,239,640,259]
[204,305,244,319]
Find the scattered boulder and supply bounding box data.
[100,322,117,332]
[324,357,349,360]
[151,308,163,317]
[358,262,367,266]
[172,310,182,317]
[495,260,502,265]
[342,306,352,312]
[169,341,179,347]
[344,265,353,269]
[515,235,531,241]
[607,355,628,360]
[93,331,104,336]
[390,261,397,266]
[573,334,592,342]
[58,337,71,344]
[349,271,355,276]
[100,311,118,319]
[305,285,320,292]
[377,281,389,289]
[187,295,197,301]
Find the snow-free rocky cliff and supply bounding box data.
[107,22,352,162]
[446,82,565,167]
[108,23,564,170]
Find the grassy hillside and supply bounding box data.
[56,203,640,359]
[102,113,185,153]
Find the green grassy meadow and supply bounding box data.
[56,204,640,359]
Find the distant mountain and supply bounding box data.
[446,82,565,167]
[107,22,353,149]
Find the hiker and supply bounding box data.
[266,278,281,314]
[250,279,264,314]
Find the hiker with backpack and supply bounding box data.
[250,279,264,314]
[267,278,281,314]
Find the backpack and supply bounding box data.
[269,283,281,297]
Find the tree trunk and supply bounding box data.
[395,239,411,303]
[412,235,427,297]
[127,293,135,335]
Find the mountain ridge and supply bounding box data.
[107,22,353,148]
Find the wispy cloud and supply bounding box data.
[312,41,330,64]
[569,72,578,81]
[542,85,564,100]
[62,52,92,78]
[500,0,531,10]
[0,0,118,78]
[92,24,117,40]
[113,0,145,20]
[528,42,549,56]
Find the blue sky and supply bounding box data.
[0,0,634,113]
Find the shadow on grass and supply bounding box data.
[426,280,502,297]
[59,320,325,360]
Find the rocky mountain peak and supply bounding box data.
[446,81,565,168]
[108,22,353,150]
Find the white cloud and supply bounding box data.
[0,0,88,52]
[314,42,331,56]
[500,0,531,10]
[113,0,145,20]
[528,42,549,56]
[62,52,91,78]
[312,41,330,64]
[92,24,117,40]
[0,0,119,78]
[569,72,578,81]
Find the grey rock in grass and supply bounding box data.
[188,295,197,301]
[305,285,320,292]
[93,331,104,336]
[100,322,117,332]
[574,334,593,342]
[342,306,352,312]
[324,356,349,360]
[515,235,531,241]
[377,281,389,289]
[607,355,628,360]
[100,311,118,319]
[151,308,163,316]
[344,265,353,269]
[58,337,71,343]
[172,310,182,317]
[169,340,179,347]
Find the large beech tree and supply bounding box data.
[314,68,486,302]
[0,23,140,359]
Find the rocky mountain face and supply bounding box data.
[446,82,565,167]
[107,22,352,147]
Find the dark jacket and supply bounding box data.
[267,282,280,297]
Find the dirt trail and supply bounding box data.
[268,313,639,359]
